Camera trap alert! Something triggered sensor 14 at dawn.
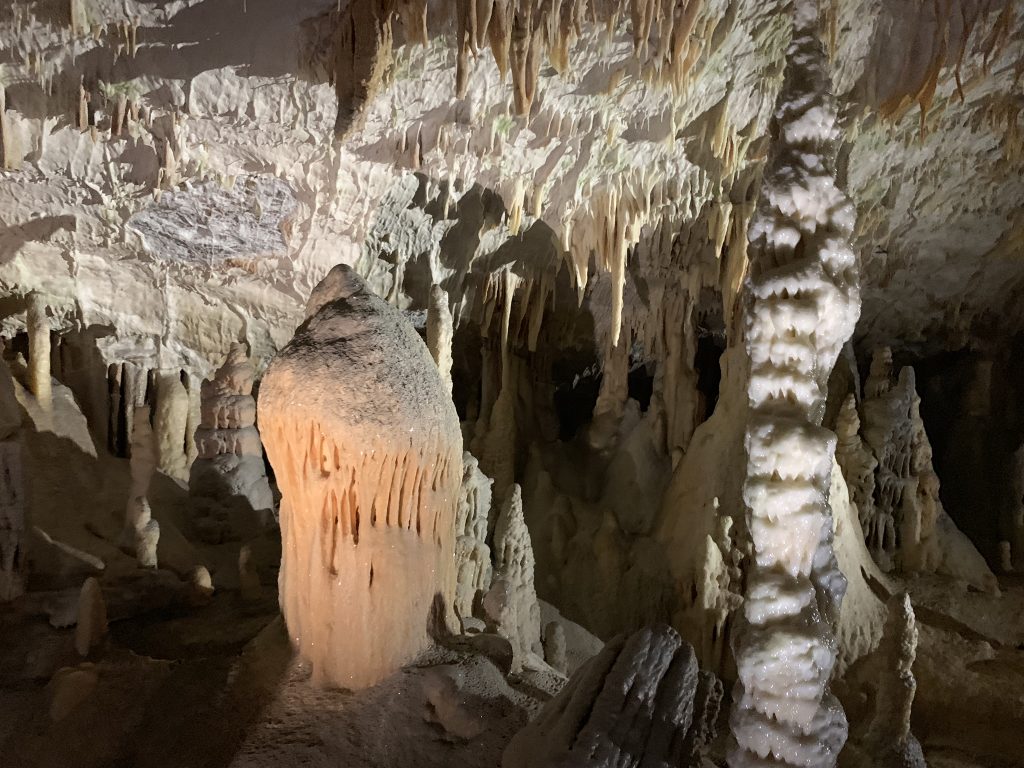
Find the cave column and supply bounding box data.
[26,292,52,412]
[728,3,860,766]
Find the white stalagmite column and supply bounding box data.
[260,265,463,690]
[729,3,860,767]
[27,292,52,411]
[426,284,454,395]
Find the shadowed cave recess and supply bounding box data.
[1,1,1024,767]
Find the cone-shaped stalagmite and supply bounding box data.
[260,265,462,690]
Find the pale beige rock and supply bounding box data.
[426,285,454,395]
[862,358,998,593]
[454,452,493,625]
[190,343,273,540]
[135,519,160,569]
[259,265,462,690]
[153,371,190,481]
[74,577,107,657]
[542,621,567,674]
[487,484,542,671]
[862,593,927,768]
[26,292,52,412]
[128,406,156,503]
[835,394,880,553]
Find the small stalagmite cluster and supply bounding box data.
[834,347,999,592]
[189,343,274,542]
[259,265,463,690]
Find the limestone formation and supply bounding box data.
[729,4,858,765]
[453,452,493,626]
[427,284,454,395]
[74,577,107,657]
[189,343,274,541]
[836,394,880,553]
[259,264,463,690]
[862,593,926,768]
[861,356,998,592]
[502,624,722,768]
[153,370,190,481]
[485,484,542,671]
[122,496,159,569]
[26,292,52,412]
[189,565,215,601]
[542,621,567,674]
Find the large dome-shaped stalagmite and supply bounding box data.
[259,264,463,690]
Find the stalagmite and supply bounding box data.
[259,264,462,690]
[189,343,274,541]
[427,285,454,395]
[153,371,190,481]
[122,495,155,563]
[27,292,52,412]
[503,624,723,768]
[74,577,107,657]
[485,483,541,670]
[729,3,859,766]
[453,452,493,625]
[542,621,567,674]
[123,405,156,540]
[334,0,395,140]
[862,593,926,768]
[835,394,879,551]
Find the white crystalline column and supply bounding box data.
[729,3,860,767]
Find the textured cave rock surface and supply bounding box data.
[0,0,1021,373]
[502,624,722,768]
[0,2,1024,768]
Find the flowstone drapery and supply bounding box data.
[259,265,462,690]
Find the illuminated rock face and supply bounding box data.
[259,264,462,690]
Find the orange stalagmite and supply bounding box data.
[259,265,463,690]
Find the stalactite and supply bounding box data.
[454,452,493,625]
[728,3,859,766]
[835,394,878,551]
[334,0,395,140]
